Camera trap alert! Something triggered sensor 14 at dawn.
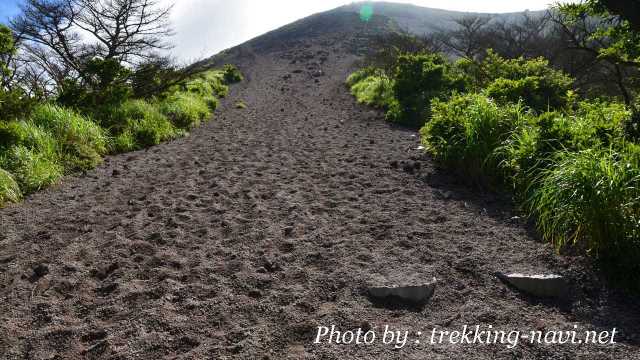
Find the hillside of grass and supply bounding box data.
[0,65,243,208]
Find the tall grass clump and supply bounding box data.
[198,70,229,97]
[0,120,59,158]
[0,168,21,206]
[499,100,630,196]
[421,93,529,185]
[30,104,108,171]
[527,145,640,288]
[222,64,243,84]
[0,145,63,193]
[346,67,384,87]
[0,120,63,193]
[159,92,212,129]
[349,74,394,108]
[109,100,178,152]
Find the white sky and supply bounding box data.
[167,1,558,63]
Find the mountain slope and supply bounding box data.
[338,2,545,34]
[0,3,638,359]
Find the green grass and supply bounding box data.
[235,101,247,109]
[421,93,529,186]
[30,104,108,172]
[526,145,640,288]
[222,64,243,84]
[159,92,212,129]
[1,145,63,193]
[349,74,394,108]
[196,70,230,97]
[0,168,21,206]
[0,65,243,208]
[110,100,178,152]
[346,67,383,87]
[0,120,59,158]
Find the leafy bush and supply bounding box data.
[499,100,630,194]
[0,168,21,206]
[388,53,467,127]
[0,146,63,194]
[109,100,177,152]
[222,64,243,84]
[30,104,108,172]
[346,67,384,87]
[159,92,212,129]
[485,76,570,112]
[198,70,229,97]
[112,130,137,153]
[0,120,59,158]
[527,145,640,288]
[421,93,529,185]
[349,74,394,108]
[464,51,575,112]
[58,58,133,118]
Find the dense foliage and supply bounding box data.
[386,53,467,127]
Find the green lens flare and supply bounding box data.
[360,4,374,22]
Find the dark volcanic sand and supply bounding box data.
[1,33,640,359]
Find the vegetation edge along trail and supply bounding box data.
[347,1,640,291]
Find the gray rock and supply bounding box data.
[497,273,568,298]
[368,278,437,305]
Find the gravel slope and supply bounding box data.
[1,29,639,360]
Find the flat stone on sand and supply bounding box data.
[368,278,437,305]
[497,273,568,298]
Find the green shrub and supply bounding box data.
[421,93,529,185]
[527,145,640,288]
[499,100,630,195]
[346,67,384,87]
[461,50,574,112]
[57,58,132,118]
[349,74,394,108]
[222,64,243,84]
[388,53,467,127]
[0,145,63,194]
[0,168,21,206]
[30,104,108,172]
[484,76,571,112]
[112,130,137,153]
[198,70,229,97]
[159,92,212,129]
[184,78,214,97]
[0,120,59,158]
[109,100,177,152]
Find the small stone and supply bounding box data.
[496,273,568,298]
[111,169,120,177]
[283,227,294,237]
[31,264,49,281]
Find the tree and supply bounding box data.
[553,1,640,104]
[72,0,174,65]
[0,24,35,120]
[437,15,492,60]
[11,0,174,98]
[596,0,640,31]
